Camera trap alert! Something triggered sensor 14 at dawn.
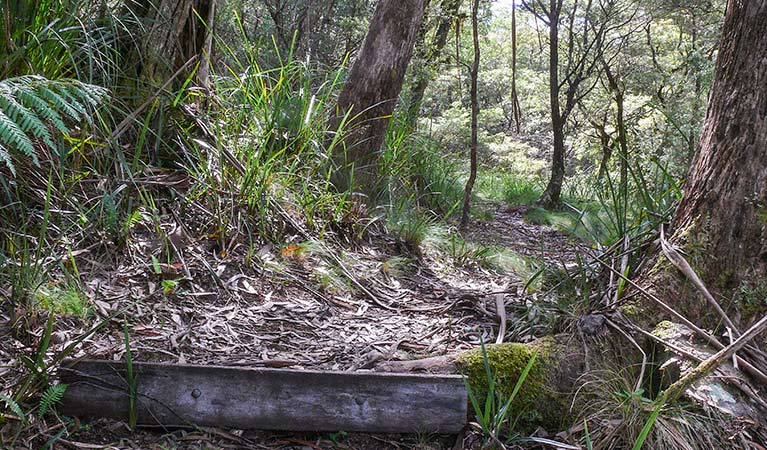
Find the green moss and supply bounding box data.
[619,302,642,321]
[34,285,90,317]
[671,216,711,274]
[456,338,570,431]
[756,206,767,224]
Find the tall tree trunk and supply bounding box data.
[538,0,564,209]
[651,0,767,332]
[407,0,462,127]
[602,59,628,212]
[331,0,426,200]
[509,0,521,133]
[196,0,217,91]
[460,0,480,230]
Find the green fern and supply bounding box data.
[0,392,25,422]
[38,383,67,418]
[0,75,107,175]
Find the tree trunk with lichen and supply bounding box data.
[646,0,767,334]
[330,0,426,200]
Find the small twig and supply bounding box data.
[613,235,630,306]
[110,57,198,141]
[494,287,508,345]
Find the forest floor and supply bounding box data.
[1,203,583,449]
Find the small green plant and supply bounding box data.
[631,400,664,450]
[328,430,348,445]
[34,285,90,317]
[161,279,180,295]
[0,393,25,423]
[37,384,67,417]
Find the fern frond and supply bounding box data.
[16,88,69,133]
[0,143,16,175]
[0,109,37,162]
[38,383,67,418]
[0,75,108,174]
[0,392,25,422]
[0,92,56,150]
[37,85,82,121]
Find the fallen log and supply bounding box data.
[58,360,467,434]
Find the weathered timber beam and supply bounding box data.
[59,360,468,434]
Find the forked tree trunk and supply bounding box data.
[650,0,767,331]
[128,0,214,88]
[331,0,426,199]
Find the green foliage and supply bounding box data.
[180,32,354,243]
[386,205,439,251]
[0,75,107,175]
[0,393,25,423]
[34,285,90,317]
[38,384,67,418]
[381,117,465,215]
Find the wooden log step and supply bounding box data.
[58,360,468,434]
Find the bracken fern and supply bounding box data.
[0,75,107,175]
[37,383,67,418]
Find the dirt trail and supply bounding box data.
[1,208,579,449]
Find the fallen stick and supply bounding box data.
[659,226,739,334]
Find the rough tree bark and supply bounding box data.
[650,0,767,332]
[459,0,480,230]
[330,0,426,199]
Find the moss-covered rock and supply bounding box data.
[456,336,581,432]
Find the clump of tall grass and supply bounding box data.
[1,0,138,83]
[380,114,465,216]
[474,170,542,207]
[573,368,734,450]
[177,29,356,243]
